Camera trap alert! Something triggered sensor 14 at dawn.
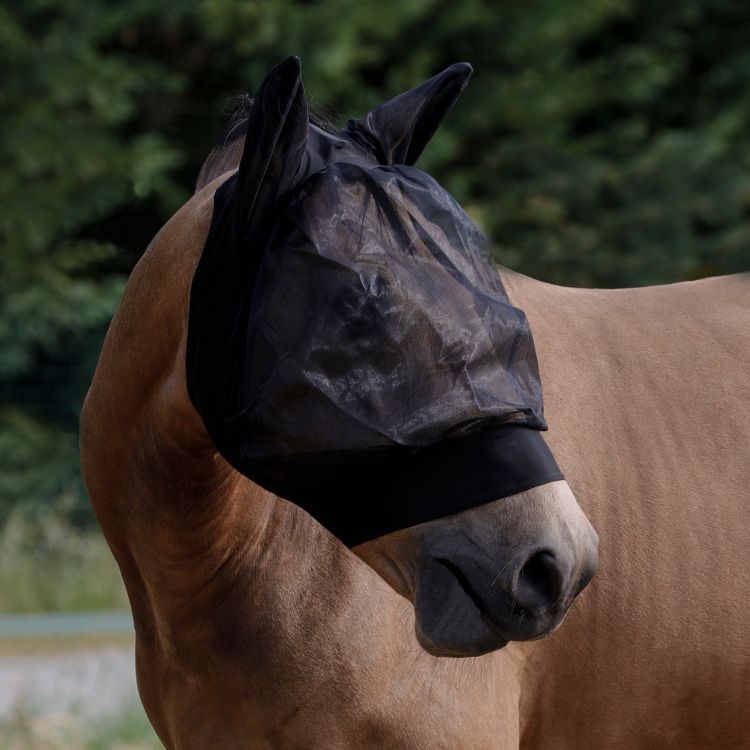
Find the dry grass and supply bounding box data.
[0,703,162,750]
[0,512,128,614]
[0,633,135,656]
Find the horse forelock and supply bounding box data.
[195,94,338,193]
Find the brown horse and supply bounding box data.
[81,61,749,749]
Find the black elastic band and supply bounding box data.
[239,424,563,547]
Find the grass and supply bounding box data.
[0,511,128,613]
[0,703,163,750]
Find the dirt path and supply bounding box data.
[0,646,139,720]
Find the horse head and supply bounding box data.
[84,57,597,667]
[183,56,599,657]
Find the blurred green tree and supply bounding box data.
[0,2,186,520]
[193,0,750,285]
[1,0,749,521]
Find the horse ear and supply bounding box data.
[345,62,472,166]
[231,56,309,241]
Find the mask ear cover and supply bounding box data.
[345,62,472,165]
[187,57,309,438]
[231,55,309,244]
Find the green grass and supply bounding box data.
[0,703,163,749]
[0,512,128,613]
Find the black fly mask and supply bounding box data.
[187,57,562,546]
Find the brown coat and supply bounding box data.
[81,175,750,748]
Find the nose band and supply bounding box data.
[241,424,563,546]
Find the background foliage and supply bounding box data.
[1,0,749,527]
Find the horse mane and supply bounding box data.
[195,95,338,193]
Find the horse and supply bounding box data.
[81,58,749,749]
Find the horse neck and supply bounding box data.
[81,183,378,654]
[81,188,266,617]
[80,197,531,741]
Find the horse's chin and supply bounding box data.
[414,596,511,658]
[413,554,566,658]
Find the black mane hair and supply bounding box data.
[196,94,338,192]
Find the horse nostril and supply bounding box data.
[513,551,564,611]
